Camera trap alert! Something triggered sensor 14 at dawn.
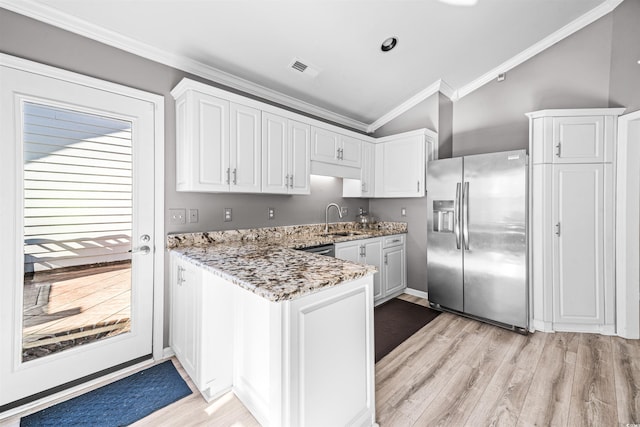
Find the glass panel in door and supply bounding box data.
[22,103,133,362]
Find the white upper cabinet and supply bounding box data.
[527,109,624,165]
[343,141,375,198]
[262,112,310,195]
[230,103,262,192]
[175,91,230,192]
[173,88,261,193]
[311,126,361,168]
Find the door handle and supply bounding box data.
[130,245,151,255]
[454,182,461,250]
[463,181,470,250]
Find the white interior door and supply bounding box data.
[0,64,156,406]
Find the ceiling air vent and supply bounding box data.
[291,60,308,72]
[289,58,320,78]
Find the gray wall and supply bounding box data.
[452,12,614,156]
[370,93,443,293]
[609,0,640,113]
[0,9,368,347]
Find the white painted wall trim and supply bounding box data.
[0,52,167,359]
[366,79,450,133]
[454,0,624,100]
[404,288,429,301]
[0,0,369,133]
[615,110,640,339]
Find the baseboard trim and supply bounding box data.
[404,288,429,301]
[163,347,176,359]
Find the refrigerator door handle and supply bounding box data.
[454,182,461,249]
[463,181,470,250]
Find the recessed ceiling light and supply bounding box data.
[381,37,398,52]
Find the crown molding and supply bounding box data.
[454,0,624,100]
[0,0,370,132]
[366,79,453,133]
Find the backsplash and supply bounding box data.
[166,221,408,249]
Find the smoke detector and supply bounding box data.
[289,58,321,78]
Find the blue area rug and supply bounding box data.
[21,360,192,426]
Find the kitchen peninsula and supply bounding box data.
[167,222,407,427]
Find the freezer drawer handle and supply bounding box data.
[463,182,470,250]
[455,183,461,249]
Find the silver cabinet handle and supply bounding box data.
[233,168,237,185]
[290,174,294,188]
[129,245,151,255]
[454,182,461,250]
[555,222,561,236]
[361,182,366,192]
[177,265,185,286]
[384,253,388,265]
[285,174,290,188]
[226,167,230,184]
[463,181,470,250]
[391,239,400,243]
[336,148,341,160]
[556,142,561,157]
[417,181,420,193]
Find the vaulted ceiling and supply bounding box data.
[2,0,621,132]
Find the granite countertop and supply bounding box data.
[169,222,407,302]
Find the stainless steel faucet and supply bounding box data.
[325,203,343,234]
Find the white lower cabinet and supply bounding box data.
[170,253,234,401]
[170,253,376,427]
[335,234,406,305]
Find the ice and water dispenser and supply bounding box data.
[432,200,455,233]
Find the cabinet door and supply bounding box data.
[383,245,406,295]
[261,112,288,194]
[288,120,311,195]
[185,92,230,192]
[362,239,383,300]
[552,163,605,325]
[339,135,362,168]
[170,257,199,377]
[375,136,425,197]
[335,241,361,264]
[360,142,375,196]
[311,127,340,163]
[552,116,605,163]
[230,103,261,192]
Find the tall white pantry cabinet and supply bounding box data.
[527,108,625,334]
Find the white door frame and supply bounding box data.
[0,53,165,402]
[616,109,640,339]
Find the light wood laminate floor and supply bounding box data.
[3,294,639,426]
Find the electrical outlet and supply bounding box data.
[224,207,232,222]
[341,207,348,216]
[268,207,275,220]
[188,209,199,223]
[169,208,186,225]
[401,207,407,217]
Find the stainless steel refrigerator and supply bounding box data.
[426,149,528,332]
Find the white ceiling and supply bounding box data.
[3,0,618,131]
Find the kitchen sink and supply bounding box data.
[324,231,368,237]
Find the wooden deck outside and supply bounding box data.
[22,262,131,362]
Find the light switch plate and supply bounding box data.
[401,207,407,217]
[224,208,232,222]
[169,208,186,225]
[341,207,348,215]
